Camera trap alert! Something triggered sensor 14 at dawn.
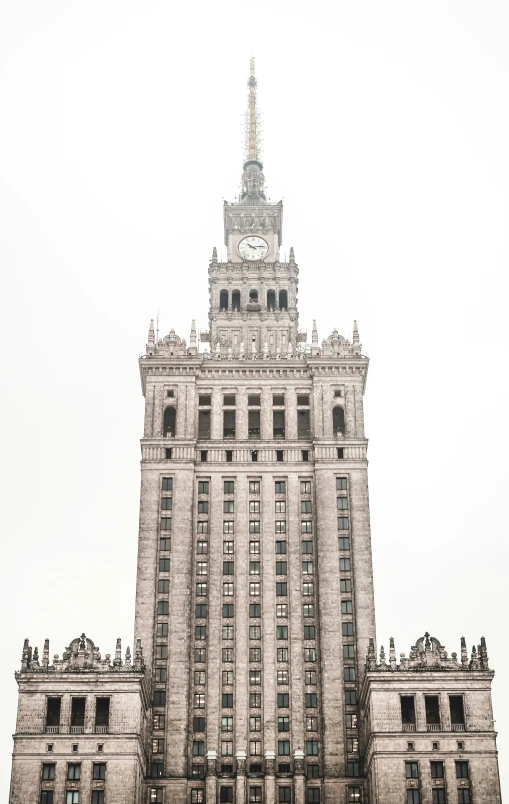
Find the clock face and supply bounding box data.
[238,236,269,261]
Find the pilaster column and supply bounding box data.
[286,393,298,440]
[206,750,217,803]
[354,385,365,438]
[144,385,156,437]
[345,386,355,438]
[237,388,248,441]
[294,749,306,804]
[261,387,272,441]
[154,384,164,437]
[236,750,247,804]
[264,750,276,804]
[212,387,223,440]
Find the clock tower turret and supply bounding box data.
[203,59,303,356]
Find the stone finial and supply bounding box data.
[125,646,132,667]
[312,320,318,345]
[289,246,295,263]
[79,633,86,651]
[366,637,376,671]
[353,320,360,344]
[147,319,155,346]
[389,637,397,670]
[461,636,468,667]
[114,637,122,667]
[134,638,143,670]
[42,638,50,670]
[211,246,217,262]
[480,636,489,669]
[32,647,40,668]
[190,320,197,349]
[379,645,387,667]
[21,638,30,671]
[470,645,479,669]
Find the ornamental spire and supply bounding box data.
[242,58,266,201]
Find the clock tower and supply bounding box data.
[203,60,303,356]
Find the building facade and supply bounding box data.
[9,61,502,804]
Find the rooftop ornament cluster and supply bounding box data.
[366,632,490,673]
[18,634,144,674]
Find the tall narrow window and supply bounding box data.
[70,698,85,730]
[95,698,110,732]
[46,698,61,730]
[332,406,345,435]
[163,407,176,437]
[273,410,285,439]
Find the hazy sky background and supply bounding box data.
[0,0,508,799]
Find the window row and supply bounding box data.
[406,760,469,779]
[187,788,363,804]
[45,698,109,731]
[40,794,104,804]
[406,791,471,804]
[40,763,106,781]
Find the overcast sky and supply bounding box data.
[0,0,508,799]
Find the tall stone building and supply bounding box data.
[9,61,502,804]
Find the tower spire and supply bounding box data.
[242,58,266,201]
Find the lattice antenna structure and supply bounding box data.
[244,57,263,167]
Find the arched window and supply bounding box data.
[267,290,276,310]
[332,406,345,435]
[163,407,176,437]
[279,289,288,310]
[232,290,240,311]
[249,289,259,303]
[219,290,228,310]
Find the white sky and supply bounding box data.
[0,0,508,798]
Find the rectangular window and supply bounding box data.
[249,787,263,804]
[346,738,359,753]
[306,740,319,756]
[301,500,312,513]
[249,481,261,494]
[66,795,79,804]
[250,670,261,685]
[152,738,164,753]
[278,740,290,756]
[450,695,465,726]
[194,694,205,708]
[221,716,233,732]
[276,561,287,575]
[194,670,206,685]
[196,582,208,596]
[276,604,288,617]
[222,625,234,639]
[430,761,444,779]
[337,448,344,459]
[337,496,348,510]
[149,792,164,804]
[67,764,81,780]
[70,699,85,728]
[278,693,289,707]
[223,410,236,437]
[196,562,208,575]
[250,500,261,513]
[278,716,290,732]
[306,716,319,732]
[150,764,163,779]
[305,670,317,685]
[223,521,234,534]
[248,394,261,406]
[249,648,262,662]
[275,481,286,494]
[192,766,205,779]
[249,741,262,756]
[223,541,234,554]
[198,501,209,514]
[222,673,234,687]
[345,690,357,705]
[157,600,169,615]
[161,497,173,510]
[432,791,446,804]
[304,626,316,640]
[223,500,234,513]
[425,695,441,726]
[250,561,261,575]
[456,761,469,779]
[341,600,353,614]
[191,791,205,804]
[301,481,312,494]
[197,521,208,534]
[307,791,320,803]
[306,765,320,780]
[223,582,234,596]
[337,516,349,530]
[249,521,261,533]
[194,647,206,662]
[277,626,288,640]
[250,583,261,596]
[344,667,356,681]
[343,644,355,658]
[153,714,165,730]
[339,558,351,571]
[158,579,170,593]
[277,647,289,662]
[222,648,233,662]
[222,604,234,618]
[340,579,352,592]
[303,582,314,596]
[160,537,171,551]
[154,645,168,660]
[250,626,261,639]
[224,481,235,494]
[277,670,289,684]
[405,761,419,779]
[162,477,173,492]
[275,541,287,554]
[156,623,168,637]
[273,394,285,406]
[457,792,471,804]
[250,716,262,731]
[198,395,211,407]
[306,693,318,708]
[275,500,286,513]
[220,789,234,803]
[302,561,314,575]
[279,788,292,803]
[223,394,236,406]
[275,521,287,533]
[250,541,261,554]
[302,540,313,554]
[342,623,354,636]
[160,517,172,531]
[301,521,312,534]
[304,648,317,662]
[42,764,56,780]
[223,561,234,575]
[338,536,350,550]
[401,696,416,725]
[226,450,233,462]
[40,793,54,804]
[406,792,421,804]
[192,741,205,756]
[195,626,206,640]
[250,693,262,707]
